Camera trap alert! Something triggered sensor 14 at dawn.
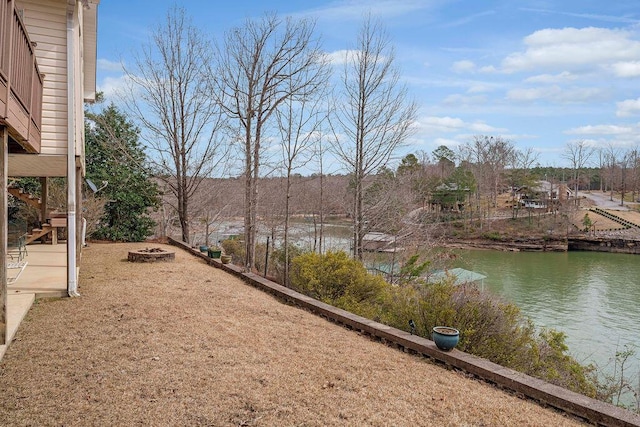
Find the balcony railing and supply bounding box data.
[0,0,43,153]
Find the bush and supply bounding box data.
[289,251,386,319]
[269,244,305,284]
[482,231,502,241]
[221,239,244,264]
[288,251,596,397]
[411,281,596,397]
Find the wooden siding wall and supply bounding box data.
[73,1,83,160]
[17,0,68,156]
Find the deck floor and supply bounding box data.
[1,242,68,360]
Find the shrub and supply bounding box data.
[412,281,596,396]
[269,244,305,284]
[221,239,244,264]
[482,231,502,241]
[376,284,420,331]
[288,251,596,397]
[289,251,386,319]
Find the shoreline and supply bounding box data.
[441,235,640,254]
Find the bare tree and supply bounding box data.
[605,144,621,202]
[313,136,327,254]
[629,147,640,203]
[329,15,418,260]
[459,136,515,220]
[562,140,594,206]
[215,13,325,271]
[597,148,606,192]
[619,148,634,206]
[122,6,228,243]
[275,61,329,284]
[507,147,539,218]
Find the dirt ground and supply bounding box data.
[0,242,586,426]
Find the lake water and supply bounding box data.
[453,249,640,382]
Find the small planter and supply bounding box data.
[432,326,460,351]
[220,254,232,264]
[208,249,222,258]
[199,245,208,253]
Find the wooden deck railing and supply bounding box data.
[0,0,43,152]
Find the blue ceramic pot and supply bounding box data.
[432,326,460,351]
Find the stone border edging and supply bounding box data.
[168,237,640,427]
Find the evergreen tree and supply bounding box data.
[85,103,159,241]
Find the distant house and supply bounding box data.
[516,181,572,209]
[429,182,470,212]
[1,0,99,344]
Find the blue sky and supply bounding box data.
[96,0,640,168]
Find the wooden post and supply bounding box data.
[39,176,47,223]
[0,126,8,345]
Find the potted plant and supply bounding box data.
[220,254,232,264]
[199,244,208,253]
[207,246,222,258]
[432,326,460,351]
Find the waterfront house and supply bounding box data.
[516,180,573,209]
[1,0,99,348]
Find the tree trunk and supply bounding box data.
[284,167,291,286]
[319,171,324,254]
[244,145,253,270]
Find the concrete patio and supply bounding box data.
[1,242,68,360]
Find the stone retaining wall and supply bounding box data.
[569,237,640,254]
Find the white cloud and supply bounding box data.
[506,85,606,104]
[506,87,549,101]
[564,124,633,135]
[418,116,506,134]
[451,60,476,73]
[617,98,640,117]
[97,58,124,72]
[611,61,640,77]
[442,94,487,106]
[501,27,640,74]
[325,50,354,65]
[421,116,466,132]
[467,83,496,93]
[479,65,497,73]
[468,122,505,133]
[97,75,132,100]
[325,49,388,66]
[525,71,576,84]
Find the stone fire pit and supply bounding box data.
[127,247,175,263]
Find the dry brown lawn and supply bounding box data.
[0,242,586,426]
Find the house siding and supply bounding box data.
[73,2,83,159]
[17,0,68,156]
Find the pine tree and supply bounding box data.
[85,103,159,241]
